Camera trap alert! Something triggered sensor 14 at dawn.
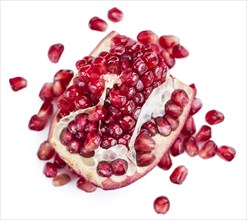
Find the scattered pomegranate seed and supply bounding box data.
[89,17,108,32]
[28,114,47,131]
[108,7,123,22]
[43,162,57,177]
[170,137,184,156]
[199,140,217,159]
[77,177,97,192]
[48,43,64,63]
[37,141,55,160]
[159,35,180,50]
[137,30,158,44]
[38,101,53,120]
[170,165,188,185]
[217,146,236,162]
[52,173,71,187]
[195,125,212,142]
[171,44,189,58]
[39,82,54,101]
[183,136,199,157]
[153,196,170,214]
[158,152,172,170]
[9,76,27,91]
[205,110,225,125]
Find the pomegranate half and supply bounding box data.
[48,31,195,190]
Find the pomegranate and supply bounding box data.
[48,31,195,190]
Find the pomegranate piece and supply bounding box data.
[137,30,158,44]
[9,76,27,91]
[52,173,71,187]
[43,162,57,177]
[48,43,64,63]
[217,146,236,162]
[48,31,195,190]
[159,35,180,50]
[183,136,199,157]
[199,140,217,159]
[77,177,97,192]
[158,153,172,170]
[37,141,55,160]
[107,7,123,22]
[170,137,184,156]
[153,196,170,214]
[205,110,225,125]
[170,165,188,185]
[89,17,108,32]
[28,114,47,131]
[195,125,211,142]
[171,44,189,58]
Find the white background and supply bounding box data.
[1,1,246,219]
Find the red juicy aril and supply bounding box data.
[48,31,195,190]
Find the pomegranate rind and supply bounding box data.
[49,31,195,190]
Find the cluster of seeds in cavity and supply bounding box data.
[89,7,123,32]
[134,89,189,167]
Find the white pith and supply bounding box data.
[49,31,194,189]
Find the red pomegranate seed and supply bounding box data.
[183,136,199,157]
[153,196,170,214]
[108,7,123,22]
[9,76,27,91]
[53,80,65,97]
[38,101,53,120]
[88,105,107,121]
[158,153,172,170]
[217,146,236,162]
[96,161,113,177]
[137,30,158,44]
[159,35,180,50]
[54,69,74,87]
[39,82,54,101]
[195,125,211,142]
[199,140,217,159]
[160,50,176,68]
[89,16,108,32]
[170,165,188,184]
[82,131,101,153]
[155,117,172,136]
[171,44,189,58]
[48,43,64,63]
[134,133,155,153]
[37,141,55,160]
[205,110,225,125]
[141,121,158,136]
[60,128,74,145]
[109,89,127,107]
[164,115,179,131]
[119,115,136,131]
[136,152,155,167]
[170,137,184,156]
[67,139,82,153]
[111,159,128,176]
[53,154,66,169]
[190,98,203,115]
[28,114,47,131]
[171,89,189,107]
[77,177,97,192]
[43,162,57,177]
[181,115,196,136]
[52,173,71,187]
[165,101,183,118]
